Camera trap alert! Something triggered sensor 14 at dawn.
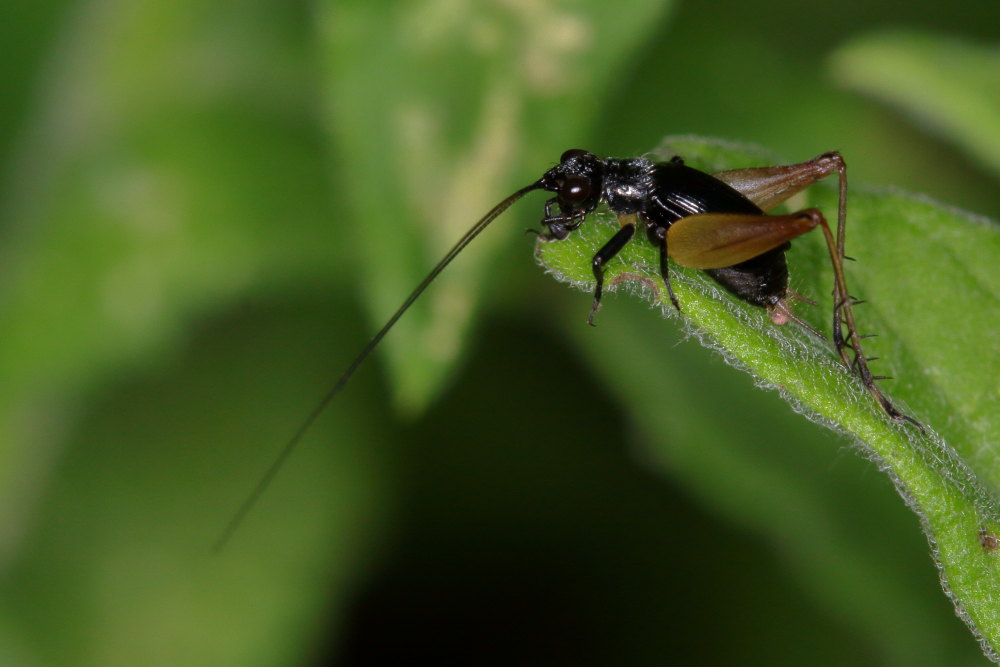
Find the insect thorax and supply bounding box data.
[601,158,656,215]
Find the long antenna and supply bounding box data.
[214,181,542,551]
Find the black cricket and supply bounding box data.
[216,148,920,549]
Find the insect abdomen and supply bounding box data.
[704,245,789,307]
[645,162,789,306]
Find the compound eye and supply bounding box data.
[560,148,589,163]
[560,174,591,204]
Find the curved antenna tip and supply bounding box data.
[213,181,542,551]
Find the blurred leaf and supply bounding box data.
[538,136,1000,655]
[0,1,387,664]
[1,301,390,665]
[830,30,1000,178]
[318,0,673,412]
[0,0,336,552]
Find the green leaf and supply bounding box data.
[830,30,1000,179]
[0,2,385,664]
[537,136,1000,654]
[318,0,673,412]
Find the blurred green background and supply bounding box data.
[1,0,998,664]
